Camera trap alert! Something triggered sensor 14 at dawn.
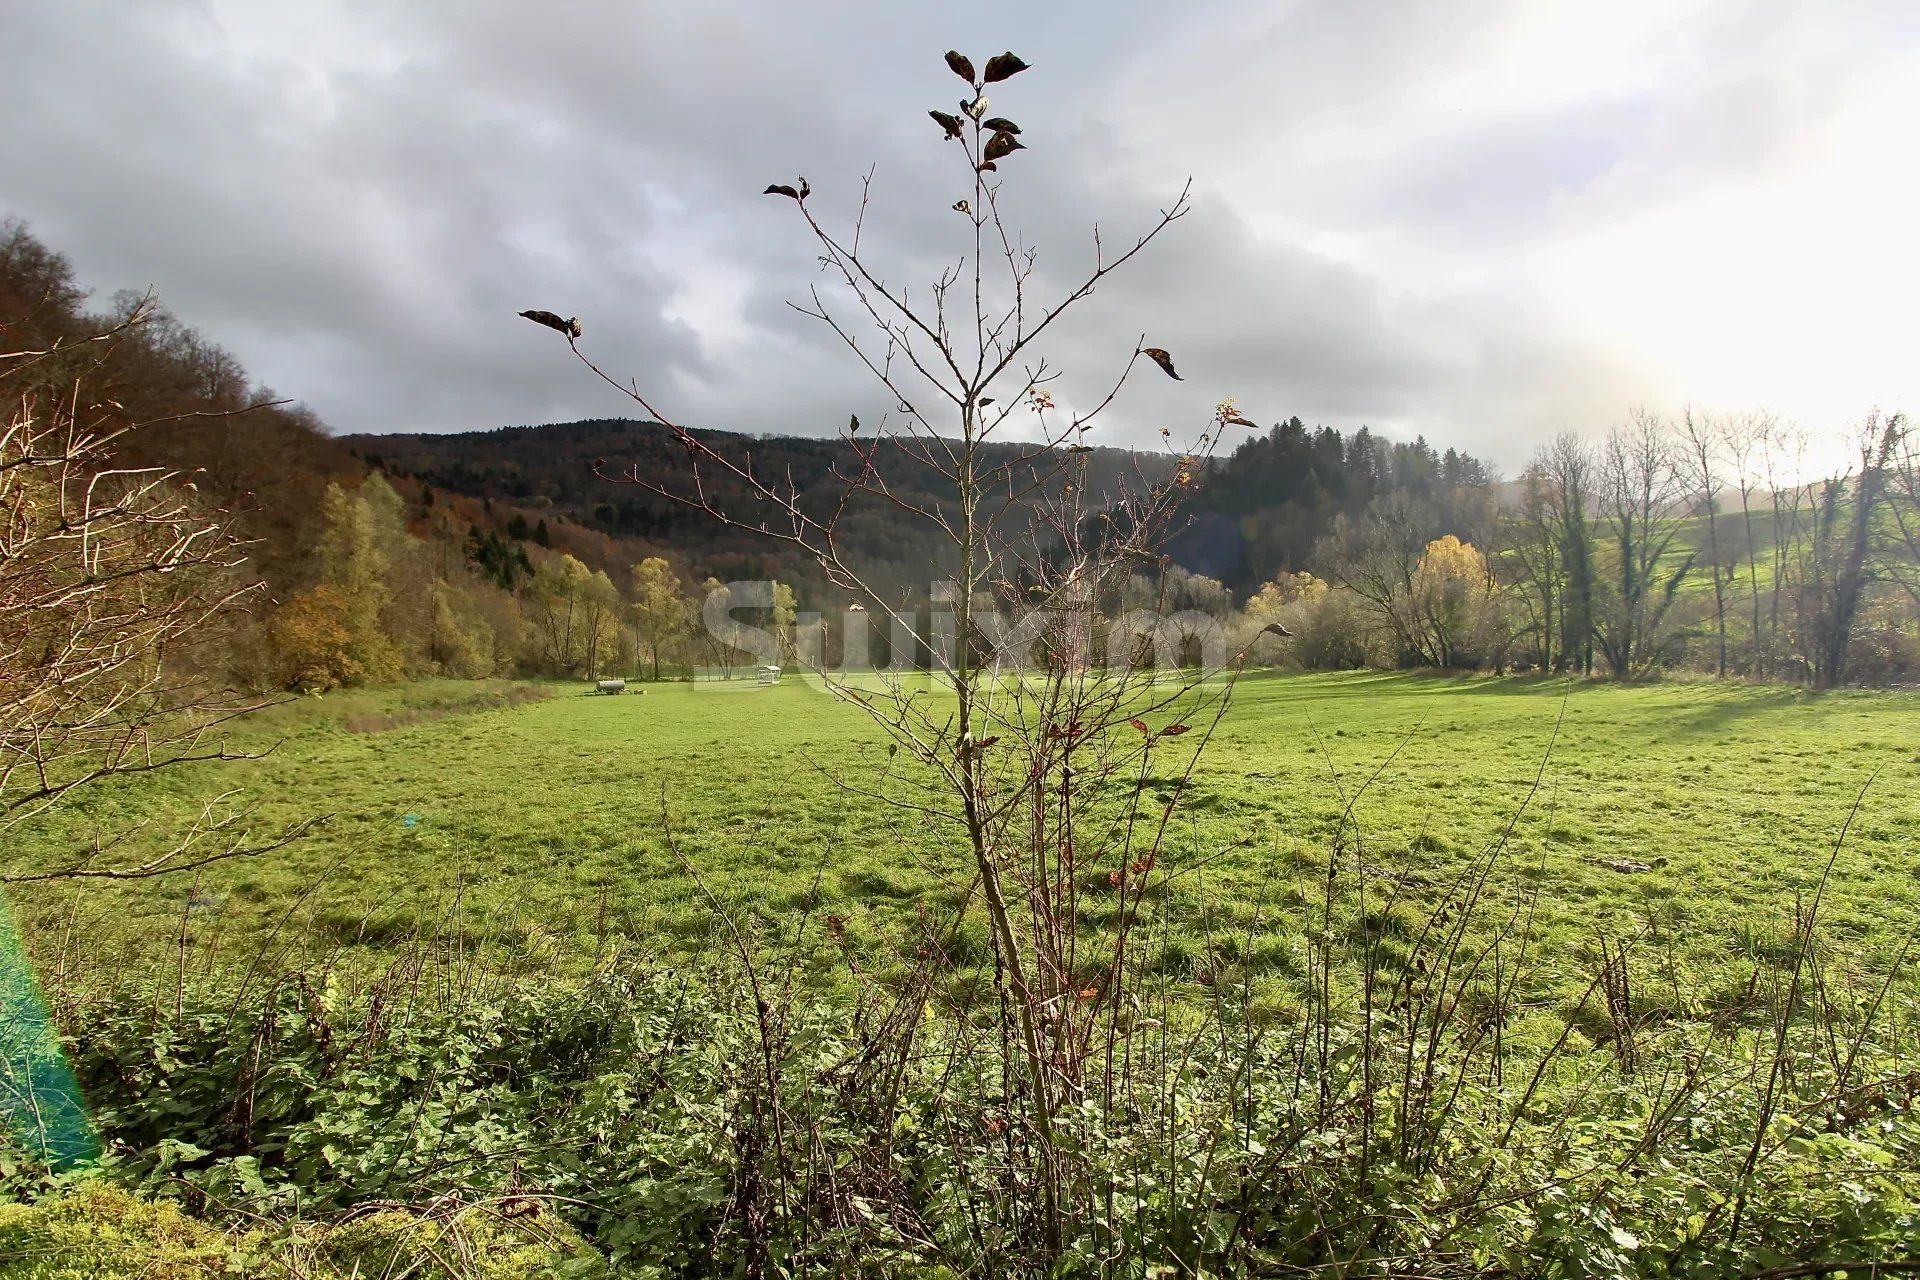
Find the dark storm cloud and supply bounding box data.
[4,1,1914,470]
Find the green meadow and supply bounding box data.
[10,673,1919,1023]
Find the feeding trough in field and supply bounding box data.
[755,665,781,686]
[595,678,627,695]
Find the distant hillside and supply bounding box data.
[343,419,1179,602]
[15,215,1904,692]
[344,415,1501,599]
[6,212,1496,614]
[1,219,361,595]
[1164,418,1497,590]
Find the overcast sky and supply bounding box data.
[4,0,1915,472]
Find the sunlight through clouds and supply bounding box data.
[1,0,1911,467]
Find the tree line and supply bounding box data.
[274,470,800,686]
[2,220,797,690]
[1232,407,1920,686]
[8,215,1914,691]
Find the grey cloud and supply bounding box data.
[2,0,1909,471]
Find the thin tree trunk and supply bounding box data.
[1819,416,1900,688]
[1736,480,1762,677]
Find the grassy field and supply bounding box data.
[9,672,1919,1021]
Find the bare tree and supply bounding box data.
[1,308,315,879]
[1883,415,1920,610]
[1804,411,1903,688]
[1541,432,1598,674]
[526,49,1245,1258]
[1760,418,1814,674]
[1678,408,1730,676]
[1323,492,1436,665]
[1718,411,1773,676]
[1501,459,1565,670]
[1594,410,1694,677]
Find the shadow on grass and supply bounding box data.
[1661,685,1817,738]
[1245,669,1581,699]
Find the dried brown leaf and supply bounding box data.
[982,52,1030,83]
[1141,347,1182,380]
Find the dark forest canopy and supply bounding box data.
[1170,417,1496,589]
[348,416,1499,599]
[346,418,1178,602]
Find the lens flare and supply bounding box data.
[0,897,99,1171]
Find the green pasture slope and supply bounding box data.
[7,673,1919,1019]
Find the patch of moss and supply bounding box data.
[0,1182,607,1280]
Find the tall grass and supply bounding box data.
[9,771,1918,1277]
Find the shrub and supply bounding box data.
[7,924,1917,1277]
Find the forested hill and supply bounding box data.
[344,419,1179,601]
[0,220,361,595]
[348,416,1499,597]
[5,210,1494,627]
[1169,417,1495,590]
[28,212,1910,688]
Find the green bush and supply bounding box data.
[4,952,1916,1277]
